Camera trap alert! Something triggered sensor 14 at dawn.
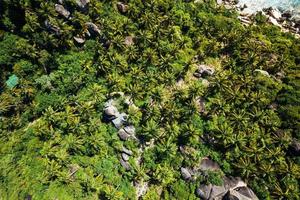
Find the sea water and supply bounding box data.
[237,0,300,14]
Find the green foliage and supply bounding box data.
[0,0,299,199]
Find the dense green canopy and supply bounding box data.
[0,0,299,199]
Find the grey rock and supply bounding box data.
[124,125,135,135]
[224,188,258,200]
[122,153,130,161]
[181,167,192,181]
[117,2,129,13]
[210,185,227,199]
[76,0,90,9]
[199,158,220,171]
[112,113,128,128]
[196,184,212,199]
[223,177,247,190]
[235,187,259,200]
[104,105,119,117]
[223,191,240,200]
[122,147,133,155]
[254,69,270,77]
[194,65,215,78]
[265,7,282,20]
[118,129,131,140]
[55,4,70,19]
[104,99,114,108]
[85,22,101,35]
[120,158,131,170]
[268,16,280,27]
[124,36,134,46]
[196,97,206,113]
[217,0,223,5]
[73,36,85,44]
[276,71,285,79]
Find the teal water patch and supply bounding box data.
[238,0,300,13]
[6,75,19,89]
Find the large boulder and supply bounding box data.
[55,4,70,19]
[268,16,281,27]
[223,177,247,190]
[264,7,282,20]
[118,129,131,140]
[112,113,128,128]
[196,176,258,200]
[180,167,193,181]
[210,185,227,199]
[120,158,131,170]
[104,105,119,118]
[121,153,130,161]
[223,187,259,200]
[124,125,135,135]
[122,147,133,155]
[196,184,212,200]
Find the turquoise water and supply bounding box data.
[238,0,300,13]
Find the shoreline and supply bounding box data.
[218,0,300,38]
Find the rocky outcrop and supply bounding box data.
[118,126,137,140]
[218,1,300,37]
[196,177,259,200]
[103,96,139,173]
[181,167,194,181]
[179,154,258,200]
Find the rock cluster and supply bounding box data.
[119,147,133,170]
[180,157,221,182]
[48,1,131,44]
[103,96,138,171]
[179,147,259,200]
[218,0,300,37]
[196,177,258,200]
[193,64,215,87]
